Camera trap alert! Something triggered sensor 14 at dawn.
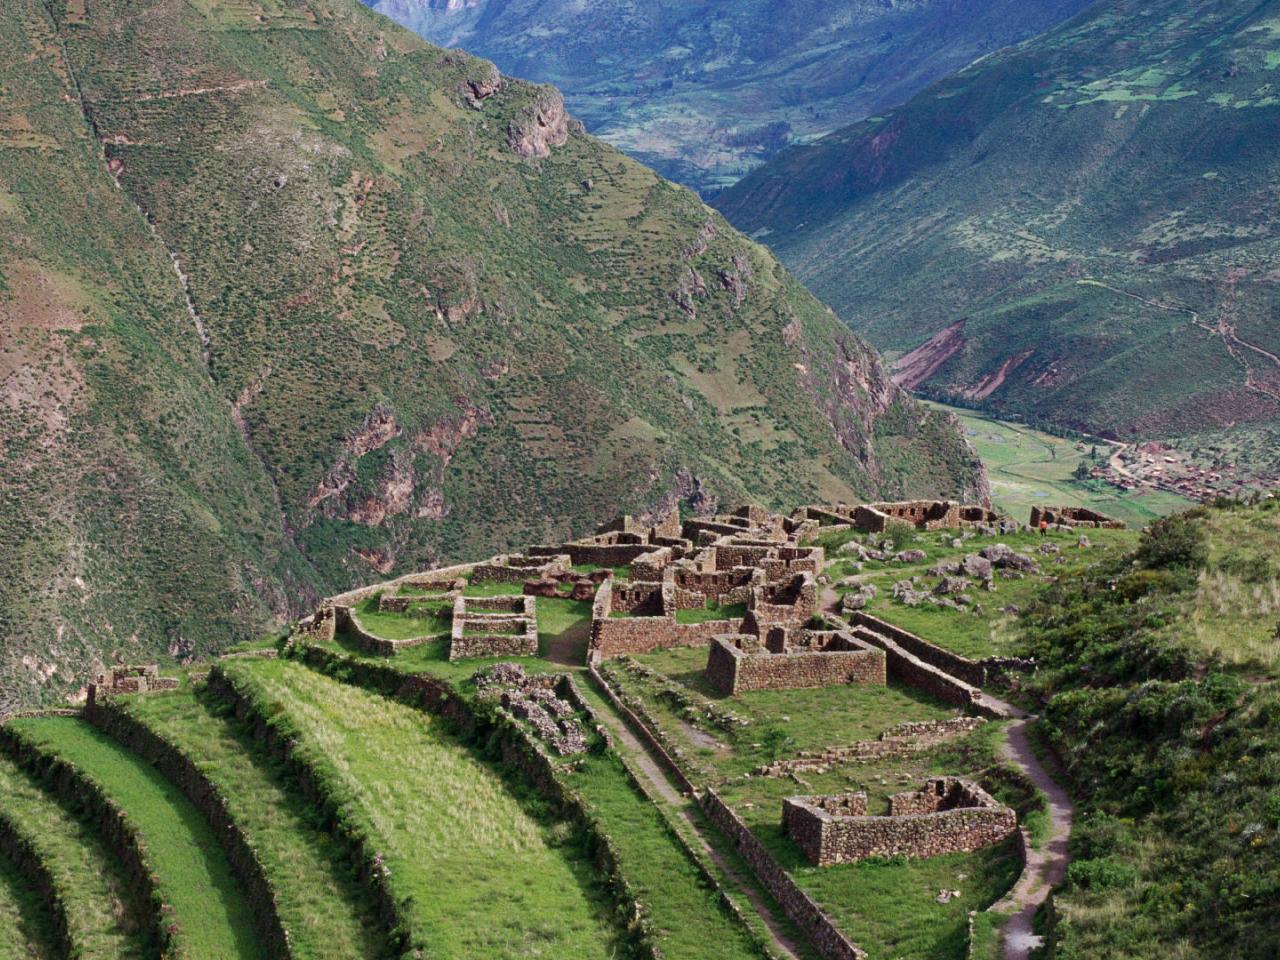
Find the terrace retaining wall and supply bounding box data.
[84,701,292,959]
[0,724,187,960]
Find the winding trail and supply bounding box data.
[1079,277,1280,406]
[984,701,1075,960]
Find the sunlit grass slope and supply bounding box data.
[0,751,150,959]
[219,658,621,959]
[120,690,390,959]
[6,717,263,960]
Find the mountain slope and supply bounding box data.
[365,0,1093,195]
[716,0,1280,456]
[0,0,980,706]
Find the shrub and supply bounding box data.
[884,519,915,551]
[1136,515,1208,571]
[1066,857,1139,891]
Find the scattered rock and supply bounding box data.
[933,575,972,596]
[893,549,928,563]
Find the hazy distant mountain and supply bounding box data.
[364,0,1093,195]
[717,0,1280,465]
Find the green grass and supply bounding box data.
[565,752,767,960]
[674,602,747,625]
[1188,502,1280,671]
[572,564,631,580]
[462,581,529,598]
[830,524,1138,659]
[349,596,451,642]
[0,748,149,959]
[614,644,1021,957]
[773,832,1019,960]
[218,658,622,958]
[927,403,1191,528]
[7,717,263,959]
[120,690,390,959]
[0,845,55,960]
[631,645,959,776]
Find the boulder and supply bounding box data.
[961,554,993,579]
[1038,542,1061,555]
[933,576,972,596]
[524,579,560,598]
[893,549,928,563]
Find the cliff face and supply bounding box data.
[0,0,981,706]
[365,0,1092,194]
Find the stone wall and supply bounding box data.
[591,614,746,659]
[850,625,986,711]
[325,560,479,607]
[783,779,1016,866]
[295,606,337,644]
[1030,505,1125,529]
[849,611,987,687]
[337,604,438,657]
[705,634,886,696]
[86,665,179,707]
[746,572,817,628]
[448,595,538,661]
[670,563,757,609]
[471,553,570,584]
[612,580,667,615]
[701,790,867,960]
[630,547,673,583]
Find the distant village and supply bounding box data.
[1089,440,1280,502]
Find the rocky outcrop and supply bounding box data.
[508,86,573,158]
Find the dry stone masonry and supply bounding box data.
[1029,505,1126,529]
[705,630,886,696]
[449,596,538,661]
[783,778,1016,866]
[86,666,178,707]
[473,663,590,756]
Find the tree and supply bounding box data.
[1137,515,1209,571]
[1073,461,1091,481]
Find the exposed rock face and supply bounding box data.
[465,60,503,103]
[508,86,573,158]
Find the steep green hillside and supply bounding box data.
[368,0,1091,195]
[717,0,1280,458]
[1021,500,1280,957]
[0,0,981,706]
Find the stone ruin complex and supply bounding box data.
[86,665,179,707]
[449,595,539,661]
[1029,505,1126,529]
[782,778,1016,866]
[798,501,1001,534]
[473,663,590,756]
